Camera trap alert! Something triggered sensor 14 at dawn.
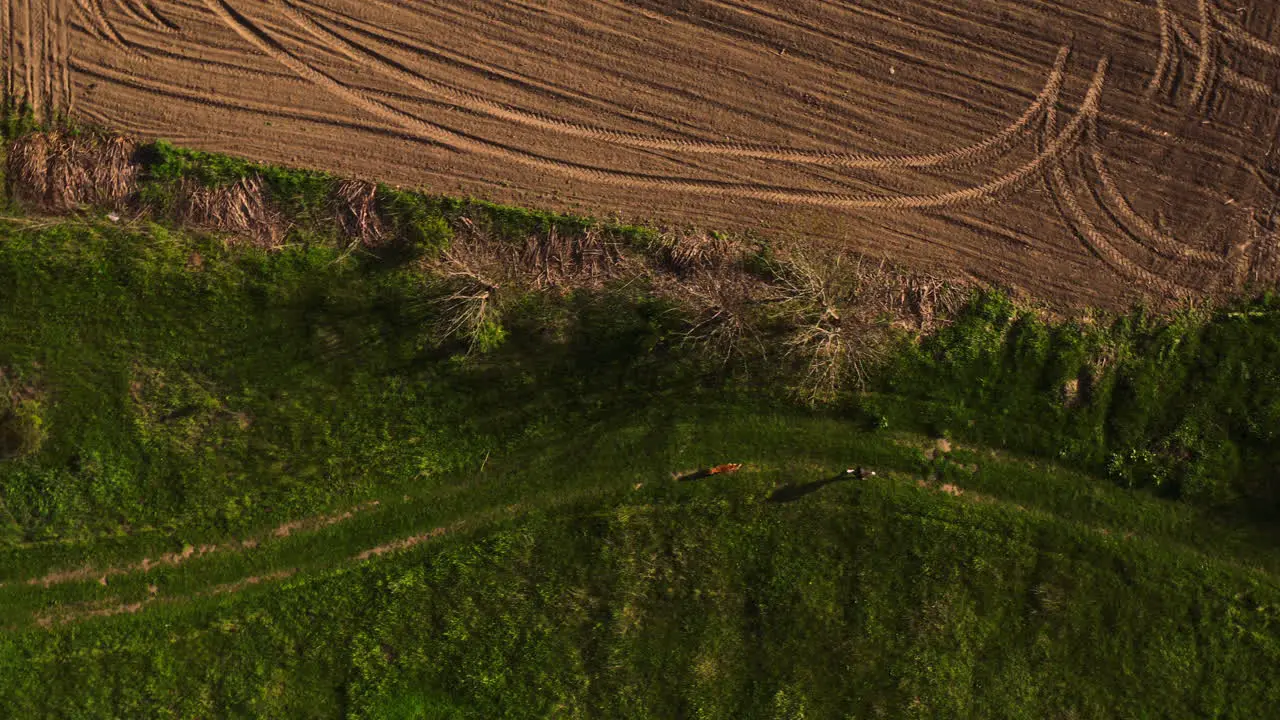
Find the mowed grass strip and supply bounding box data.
[3,472,1279,718]
[0,405,930,625]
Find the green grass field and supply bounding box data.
[3,127,1280,717]
[5,435,1280,718]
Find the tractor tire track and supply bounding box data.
[280,0,1068,172]
[3,0,11,102]
[37,0,47,118]
[634,0,1040,104]
[71,55,412,138]
[1188,0,1217,110]
[49,0,60,117]
[1171,17,1271,97]
[120,0,174,31]
[51,0,1279,307]
[20,0,31,107]
[89,0,128,48]
[71,0,125,48]
[42,0,54,119]
[112,0,147,26]
[68,0,103,41]
[90,29,301,81]
[292,0,876,156]
[119,0,171,30]
[1043,103,1193,299]
[139,0,179,31]
[415,0,1038,153]
[1087,130,1225,264]
[1211,2,1280,58]
[1098,109,1274,190]
[1147,0,1174,98]
[58,0,71,113]
[210,0,1105,211]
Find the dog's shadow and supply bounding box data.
[767,469,872,503]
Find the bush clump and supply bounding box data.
[0,369,44,460]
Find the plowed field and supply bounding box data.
[5,0,1280,306]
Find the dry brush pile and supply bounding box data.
[332,179,387,248]
[172,175,291,249]
[5,132,138,213]
[756,243,965,404]
[425,218,636,351]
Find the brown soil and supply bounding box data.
[352,522,457,561]
[270,499,379,538]
[4,0,1280,307]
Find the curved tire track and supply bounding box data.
[71,0,126,48]
[209,0,1105,211]
[1210,2,1280,58]
[3,0,11,101]
[1043,105,1193,299]
[1176,20,1272,96]
[70,54,413,139]
[1167,1,1272,101]
[1087,129,1225,265]
[117,0,173,31]
[1188,0,1217,110]
[279,0,1069,171]
[1147,0,1174,98]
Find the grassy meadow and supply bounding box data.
[1,119,1279,717]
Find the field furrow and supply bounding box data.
[0,0,1270,307]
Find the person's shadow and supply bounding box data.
[768,468,871,503]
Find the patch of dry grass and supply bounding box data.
[1,130,971,392]
[333,179,386,248]
[5,132,138,212]
[426,225,515,351]
[518,225,629,290]
[650,227,742,273]
[760,243,965,404]
[658,265,770,366]
[768,248,895,403]
[427,219,639,350]
[174,176,290,249]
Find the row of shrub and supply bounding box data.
[5,106,1280,524]
[868,291,1280,517]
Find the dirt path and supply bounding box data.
[18,500,380,589]
[29,517,468,628]
[6,0,1280,306]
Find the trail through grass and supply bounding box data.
[5,464,1280,718]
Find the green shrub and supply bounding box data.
[0,368,44,461]
[377,187,453,257]
[0,99,39,141]
[1106,448,1171,492]
[471,317,508,354]
[0,401,43,460]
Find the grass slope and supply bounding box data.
[2,189,1280,716]
[3,469,1279,719]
